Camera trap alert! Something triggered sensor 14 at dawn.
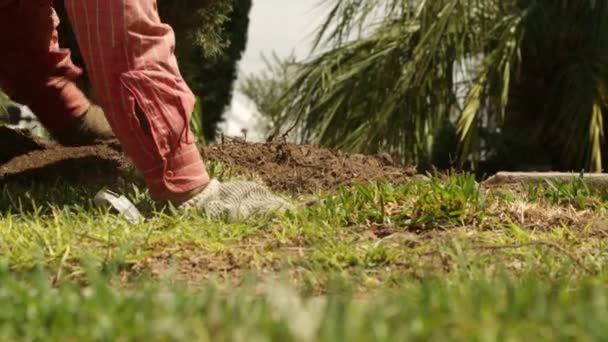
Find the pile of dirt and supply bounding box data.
[204,138,416,193]
[0,127,415,192]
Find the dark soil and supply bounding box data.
[0,127,48,164]
[205,138,416,193]
[0,127,130,187]
[0,128,415,192]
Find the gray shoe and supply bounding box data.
[179,179,294,221]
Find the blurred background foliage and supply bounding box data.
[257,0,608,176]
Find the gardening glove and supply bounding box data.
[49,104,115,146]
[178,179,294,221]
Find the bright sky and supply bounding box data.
[239,0,325,75]
[221,0,327,140]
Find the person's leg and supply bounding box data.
[0,0,90,131]
[64,0,209,201]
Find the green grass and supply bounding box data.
[0,172,607,340]
[1,269,608,341]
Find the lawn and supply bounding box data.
[0,169,607,341]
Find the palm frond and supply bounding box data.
[282,0,608,171]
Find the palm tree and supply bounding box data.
[282,0,608,173]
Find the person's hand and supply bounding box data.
[178,179,294,221]
[50,105,115,146]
